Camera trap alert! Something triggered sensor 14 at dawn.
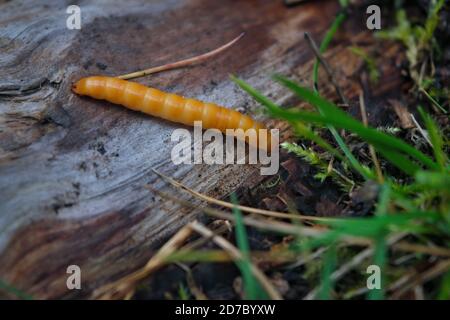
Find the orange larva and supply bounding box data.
[72,76,271,149]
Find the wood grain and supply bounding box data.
[0,0,404,298]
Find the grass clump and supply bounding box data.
[377,0,448,111]
[232,73,449,299]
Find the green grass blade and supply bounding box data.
[318,245,337,300]
[231,193,266,299]
[232,75,372,178]
[0,279,33,300]
[349,46,380,83]
[232,74,439,173]
[375,184,391,217]
[423,0,446,43]
[291,122,346,162]
[166,250,231,263]
[418,106,447,170]
[326,125,372,179]
[272,76,439,171]
[308,4,371,180]
[312,12,347,91]
[368,184,389,300]
[377,148,421,176]
[438,270,450,300]
[415,171,450,190]
[420,88,447,113]
[178,283,190,300]
[367,235,386,300]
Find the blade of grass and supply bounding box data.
[418,106,447,170]
[306,32,348,106]
[0,279,33,300]
[377,148,421,176]
[272,76,439,171]
[178,283,190,300]
[360,90,384,182]
[231,193,266,299]
[368,184,391,300]
[306,4,370,182]
[367,235,387,300]
[291,122,347,162]
[420,88,447,114]
[231,75,374,178]
[189,221,282,300]
[318,244,337,300]
[312,12,347,91]
[375,184,391,218]
[438,270,450,300]
[232,75,438,172]
[304,233,407,300]
[415,171,450,190]
[306,30,371,180]
[349,47,380,83]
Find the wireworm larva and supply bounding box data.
[72,76,271,149]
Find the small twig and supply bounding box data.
[189,221,283,300]
[304,32,349,106]
[150,169,333,222]
[117,33,244,80]
[359,91,384,183]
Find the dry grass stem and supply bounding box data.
[117,33,244,80]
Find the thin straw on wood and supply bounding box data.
[151,169,335,222]
[117,33,244,80]
[145,184,372,246]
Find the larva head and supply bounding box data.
[71,77,89,96]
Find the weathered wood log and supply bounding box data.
[0,0,404,298]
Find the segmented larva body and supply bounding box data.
[72,76,270,149]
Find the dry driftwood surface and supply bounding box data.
[0,0,403,298]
